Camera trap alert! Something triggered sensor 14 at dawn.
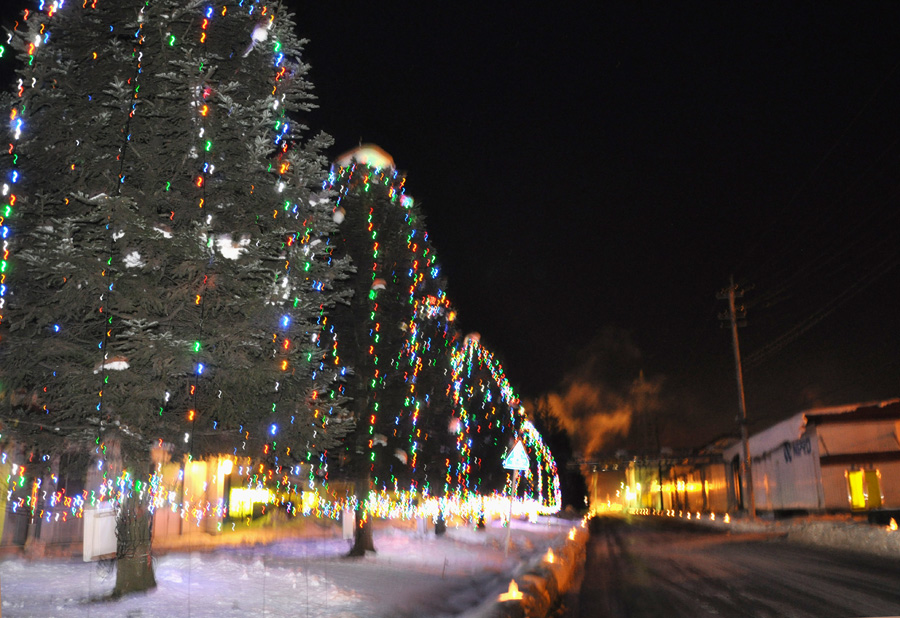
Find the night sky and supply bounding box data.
[4,2,900,453]
[295,2,900,451]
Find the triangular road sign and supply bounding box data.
[503,440,530,471]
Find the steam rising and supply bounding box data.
[537,328,664,457]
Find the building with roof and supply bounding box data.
[723,399,900,516]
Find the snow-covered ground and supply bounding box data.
[0,518,573,618]
[709,511,900,559]
[628,509,900,564]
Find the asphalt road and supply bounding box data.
[562,515,900,618]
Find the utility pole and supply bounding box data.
[718,276,755,519]
[655,424,664,513]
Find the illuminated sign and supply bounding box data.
[502,441,529,471]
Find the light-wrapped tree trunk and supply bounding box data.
[113,457,156,597]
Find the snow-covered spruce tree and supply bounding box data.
[325,149,451,554]
[0,1,350,596]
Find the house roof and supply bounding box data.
[724,399,900,459]
[805,399,900,424]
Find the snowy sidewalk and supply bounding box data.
[0,518,573,617]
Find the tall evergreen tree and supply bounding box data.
[0,0,350,595]
[325,149,453,553]
[392,293,459,498]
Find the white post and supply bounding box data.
[505,469,519,557]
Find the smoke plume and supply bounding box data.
[536,328,664,458]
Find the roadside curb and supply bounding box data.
[459,525,588,618]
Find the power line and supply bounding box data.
[733,55,900,277]
[744,250,900,368]
[749,179,900,313]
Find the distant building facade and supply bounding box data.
[595,399,900,517]
[722,399,900,515]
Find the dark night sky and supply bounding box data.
[4,2,900,451]
[294,2,900,449]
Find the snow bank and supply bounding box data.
[459,518,589,618]
[783,518,900,559]
[649,510,900,561]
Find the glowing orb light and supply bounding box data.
[218,458,233,475]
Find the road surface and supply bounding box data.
[563,515,900,618]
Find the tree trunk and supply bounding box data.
[113,462,156,597]
[348,503,375,556]
[0,460,9,547]
[348,475,375,556]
